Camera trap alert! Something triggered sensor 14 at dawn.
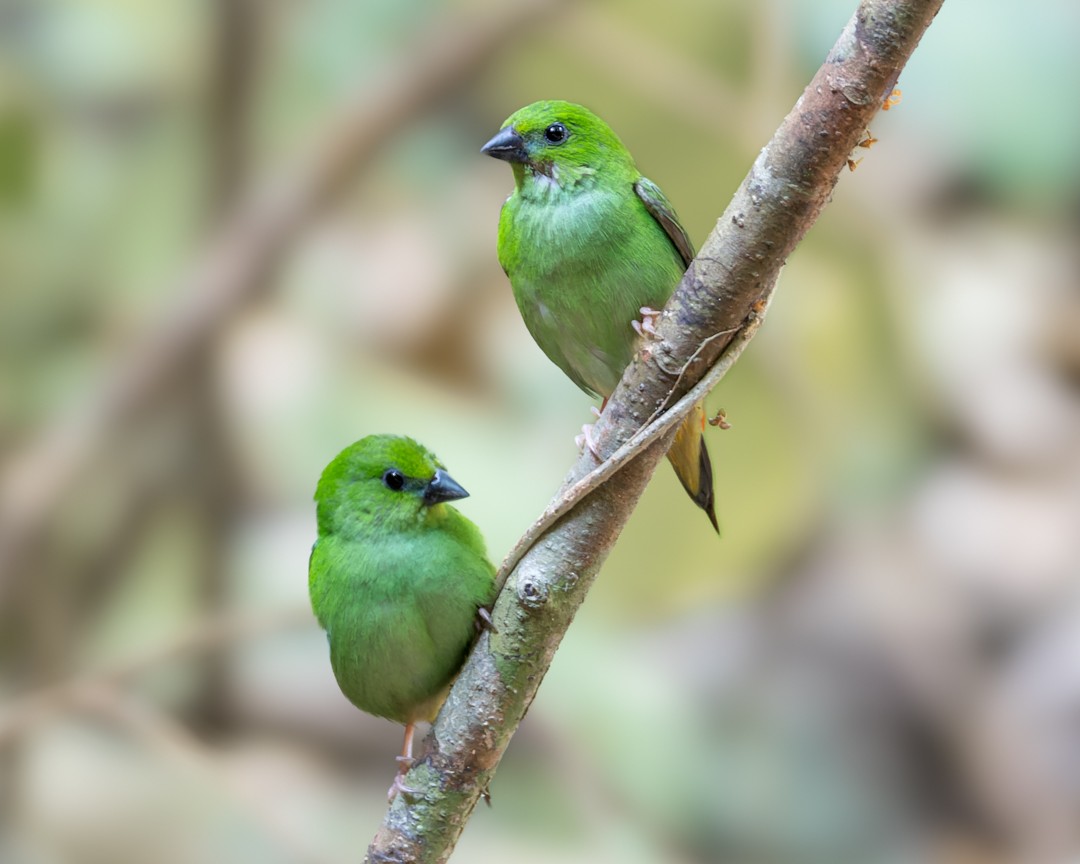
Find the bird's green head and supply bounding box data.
[481,100,635,191]
[314,434,469,537]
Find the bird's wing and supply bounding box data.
[634,176,695,268]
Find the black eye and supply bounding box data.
[544,123,567,144]
[382,469,405,491]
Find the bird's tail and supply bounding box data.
[667,401,719,533]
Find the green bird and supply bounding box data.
[308,434,496,799]
[482,100,718,531]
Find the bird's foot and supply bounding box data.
[631,306,663,338]
[387,771,419,802]
[575,423,602,461]
[388,756,419,801]
[475,606,498,635]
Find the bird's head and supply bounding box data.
[314,434,469,536]
[481,100,634,191]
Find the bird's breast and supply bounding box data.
[499,182,687,397]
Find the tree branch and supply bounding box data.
[0,0,569,604]
[365,0,945,861]
[0,606,310,747]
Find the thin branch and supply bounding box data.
[365,1,946,861]
[494,305,767,592]
[0,0,569,604]
[0,606,310,747]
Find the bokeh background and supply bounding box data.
[2,0,1079,862]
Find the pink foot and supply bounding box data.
[631,306,662,338]
[575,423,602,461]
[388,723,419,801]
[387,766,419,802]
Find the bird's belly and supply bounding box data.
[529,292,624,395]
[504,190,684,396]
[327,596,471,724]
[503,183,686,397]
[516,242,672,395]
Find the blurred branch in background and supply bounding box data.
[0,606,310,748]
[185,0,259,737]
[0,0,568,610]
[0,3,566,855]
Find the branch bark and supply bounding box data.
[365,0,945,861]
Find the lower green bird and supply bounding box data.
[482,100,718,532]
[308,434,496,799]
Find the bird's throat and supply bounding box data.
[516,161,597,203]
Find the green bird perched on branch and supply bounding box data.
[308,435,496,800]
[483,100,718,532]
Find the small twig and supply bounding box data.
[647,326,740,412]
[495,304,769,591]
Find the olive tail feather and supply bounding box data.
[667,403,720,534]
[692,436,719,533]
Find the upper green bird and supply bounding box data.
[482,100,717,531]
[309,434,496,798]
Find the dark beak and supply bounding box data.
[481,126,527,163]
[422,469,469,505]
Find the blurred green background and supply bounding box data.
[2,0,1079,862]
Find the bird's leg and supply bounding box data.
[631,306,663,338]
[388,723,419,801]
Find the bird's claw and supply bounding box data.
[475,606,498,635]
[388,755,419,801]
[575,423,602,461]
[387,770,419,802]
[631,306,662,338]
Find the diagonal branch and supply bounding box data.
[365,1,946,861]
[0,0,569,604]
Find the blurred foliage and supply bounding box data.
[2,0,1079,862]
